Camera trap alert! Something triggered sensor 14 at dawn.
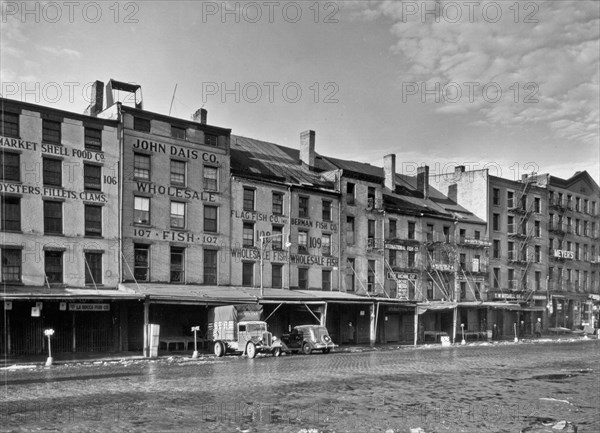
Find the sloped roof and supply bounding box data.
[549,170,600,192]
[317,155,384,181]
[231,135,334,189]
[231,135,483,223]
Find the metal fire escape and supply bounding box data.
[507,179,536,300]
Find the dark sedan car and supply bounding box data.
[281,325,337,354]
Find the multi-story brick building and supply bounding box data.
[93,80,233,351]
[524,171,600,329]
[431,167,600,333]
[0,97,131,355]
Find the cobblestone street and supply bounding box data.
[2,339,599,432]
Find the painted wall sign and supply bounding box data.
[290,254,339,267]
[133,138,218,162]
[0,183,108,202]
[231,210,288,224]
[69,303,110,311]
[133,228,219,245]
[1,136,105,161]
[553,249,574,259]
[135,182,217,202]
[291,218,338,232]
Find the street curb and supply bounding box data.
[1,335,596,369]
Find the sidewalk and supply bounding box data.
[1,333,596,369]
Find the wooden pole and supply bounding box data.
[414,307,418,346]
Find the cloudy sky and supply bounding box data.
[1,0,598,182]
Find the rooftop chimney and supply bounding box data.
[417,165,430,200]
[192,108,207,124]
[383,154,396,191]
[447,183,457,202]
[300,130,316,169]
[84,80,104,117]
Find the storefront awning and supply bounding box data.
[1,285,143,301]
[119,283,258,305]
[417,301,457,314]
[520,306,547,311]
[480,302,522,311]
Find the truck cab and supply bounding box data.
[208,305,285,359]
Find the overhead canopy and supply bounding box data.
[1,286,142,301]
[417,301,457,314]
[120,283,257,305]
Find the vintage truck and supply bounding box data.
[207,305,286,359]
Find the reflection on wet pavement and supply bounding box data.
[1,340,598,432]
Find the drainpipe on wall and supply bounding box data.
[338,173,342,291]
[117,103,123,287]
[287,185,293,290]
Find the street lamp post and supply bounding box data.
[258,232,291,297]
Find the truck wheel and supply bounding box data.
[246,342,257,359]
[214,341,225,357]
[322,348,331,354]
[302,342,312,355]
[273,347,281,357]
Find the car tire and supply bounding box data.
[246,342,257,359]
[273,347,281,357]
[302,342,312,355]
[214,341,225,357]
[322,348,331,354]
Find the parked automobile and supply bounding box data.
[281,325,336,354]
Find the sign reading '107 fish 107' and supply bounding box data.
[69,304,110,311]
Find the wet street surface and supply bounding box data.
[2,340,599,432]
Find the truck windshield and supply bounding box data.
[246,323,266,333]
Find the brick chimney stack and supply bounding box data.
[383,154,396,191]
[417,165,430,199]
[192,108,207,124]
[84,80,104,117]
[300,130,316,169]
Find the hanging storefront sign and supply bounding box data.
[4,301,12,310]
[385,244,419,251]
[31,307,41,317]
[386,271,418,280]
[69,303,110,311]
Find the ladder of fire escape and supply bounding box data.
[347,259,371,297]
[424,247,454,301]
[459,265,481,301]
[370,260,390,298]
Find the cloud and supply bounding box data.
[39,46,82,58]
[354,0,600,146]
